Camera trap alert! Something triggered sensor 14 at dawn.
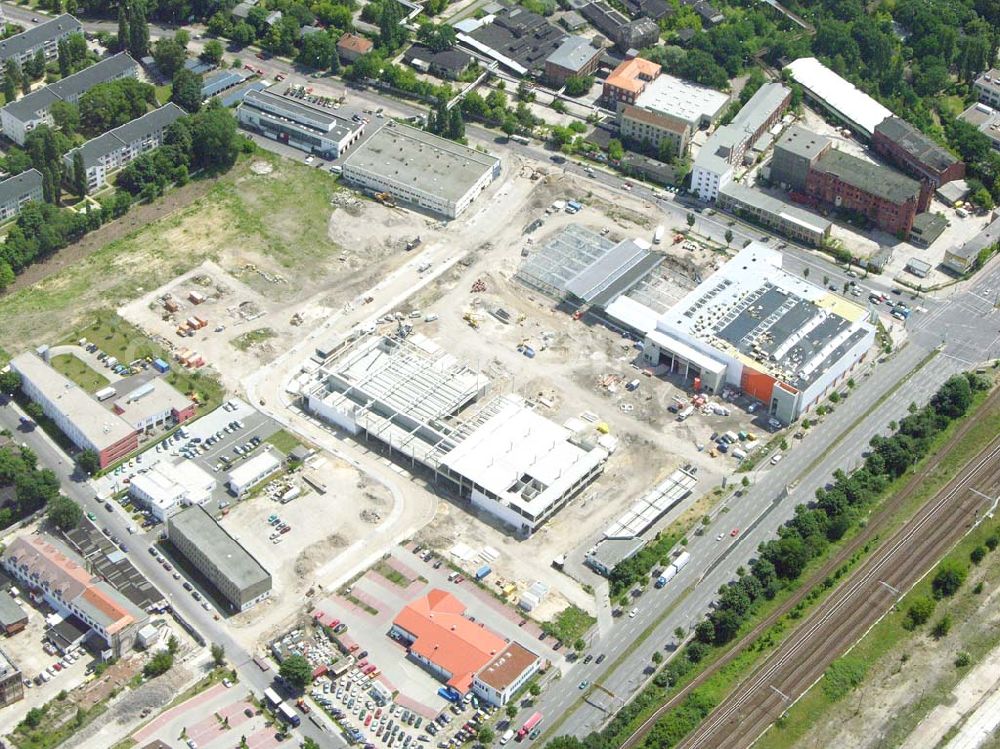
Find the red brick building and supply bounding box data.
[872,117,965,211]
[805,149,921,236]
[602,57,660,108]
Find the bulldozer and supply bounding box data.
[463,312,480,329]
[374,192,396,208]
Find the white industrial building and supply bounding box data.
[306,334,608,535]
[227,451,281,496]
[783,57,892,138]
[111,377,196,432]
[632,73,730,130]
[129,461,215,520]
[236,89,365,158]
[339,122,501,219]
[608,244,876,423]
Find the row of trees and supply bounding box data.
[546,373,988,749]
[0,445,64,531]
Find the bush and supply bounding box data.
[970,546,986,565]
[931,615,952,640]
[955,651,971,667]
[932,561,967,599]
[143,650,174,678]
[905,596,935,628]
[822,657,867,700]
[985,534,998,551]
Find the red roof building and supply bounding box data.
[390,589,505,694]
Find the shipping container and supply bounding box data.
[188,291,205,304]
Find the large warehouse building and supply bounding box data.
[167,505,272,612]
[340,122,501,219]
[637,244,876,423]
[783,57,892,138]
[11,352,138,468]
[716,183,832,246]
[306,334,608,535]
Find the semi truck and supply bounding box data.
[655,566,677,588]
[672,551,691,572]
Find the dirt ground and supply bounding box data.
[217,453,393,651]
[394,172,759,615]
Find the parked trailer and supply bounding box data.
[278,702,301,726]
[672,551,691,573]
[264,687,281,706]
[95,387,117,401]
[475,565,492,580]
[653,225,665,244]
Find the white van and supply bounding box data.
[500,729,515,745]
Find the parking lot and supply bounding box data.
[95,397,283,514]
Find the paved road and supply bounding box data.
[0,400,344,748]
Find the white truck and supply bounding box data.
[653,225,665,244]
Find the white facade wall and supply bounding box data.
[691,163,732,201]
[471,658,540,706]
[307,393,360,434]
[341,162,497,219]
[798,324,874,412]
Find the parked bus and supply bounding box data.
[518,712,543,739]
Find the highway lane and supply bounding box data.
[0,399,345,748]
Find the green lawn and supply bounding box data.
[49,353,109,393]
[265,429,303,455]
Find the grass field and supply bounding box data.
[49,353,109,393]
[543,605,597,645]
[231,327,277,351]
[0,154,343,362]
[265,429,303,455]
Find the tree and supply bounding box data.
[932,561,966,599]
[447,106,464,141]
[47,495,83,530]
[970,546,986,565]
[416,23,456,52]
[23,707,45,729]
[78,79,156,136]
[167,635,179,654]
[477,728,495,744]
[686,212,695,227]
[905,595,935,628]
[279,654,312,690]
[505,703,518,719]
[189,104,239,169]
[57,39,72,78]
[608,139,623,161]
[200,39,224,65]
[153,37,188,78]
[128,0,150,58]
[144,650,174,677]
[50,101,80,136]
[72,150,87,197]
[117,2,130,53]
[563,75,593,97]
[651,651,663,664]
[297,31,337,70]
[0,369,21,394]
[528,683,541,697]
[211,643,226,667]
[170,68,203,113]
[77,449,100,475]
[230,22,256,47]
[2,69,16,104]
[572,638,586,652]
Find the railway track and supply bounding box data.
[619,385,1000,749]
[676,437,1000,749]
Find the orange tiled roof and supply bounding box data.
[338,33,373,54]
[605,57,661,94]
[393,589,505,693]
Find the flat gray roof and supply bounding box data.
[546,36,599,71]
[341,121,499,203]
[718,182,831,234]
[587,537,645,570]
[0,168,42,206]
[874,117,959,173]
[3,53,138,121]
[10,352,136,450]
[243,89,350,133]
[774,124,831,160]
[0,14,81,63]
[949,215,1000,262]
[0,594,25,627]
[168,505,270,593]
[813,149,921,205]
